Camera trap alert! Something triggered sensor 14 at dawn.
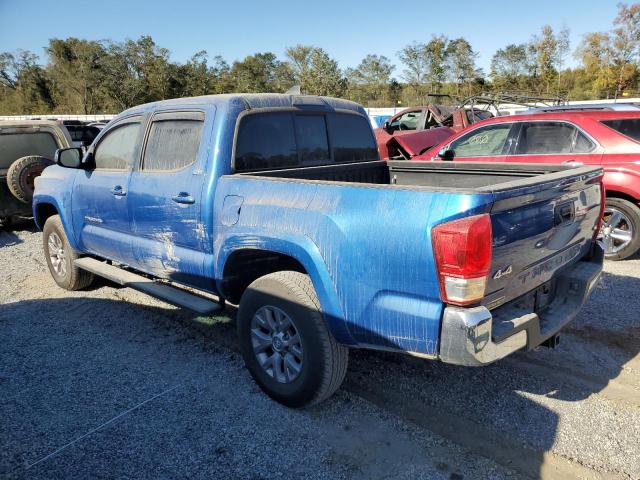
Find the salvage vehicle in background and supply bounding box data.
[375,92,565,160]
[0,120,72,226]
[34,94,603,407]
[61,120,102,149]
[416,104,640,260]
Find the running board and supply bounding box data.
[74,257,221,315]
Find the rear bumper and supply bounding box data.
[438,243,603,366]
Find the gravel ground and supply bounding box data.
[1,222,639,480]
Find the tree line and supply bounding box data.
[1,2,639,115]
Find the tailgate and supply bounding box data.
[482,166,603,310]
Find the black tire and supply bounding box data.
[7,155,54,203]
[602,197,640,261]
[237,271,348,408]
[43,215,94,290]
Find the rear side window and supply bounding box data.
[327,113,378,163]
[235,112,297,171]
[234,111,377,171]
[143,119,204,171]
[0,132,58,169]
[601,118,640,143]
[515,122,594,155]
[94,122,141,170]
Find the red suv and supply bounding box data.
[415,105,640,260]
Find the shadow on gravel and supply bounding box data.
[345,270,640,479]
[1,271,637,479]
[0,219,37,248]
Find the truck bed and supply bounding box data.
[240,160,595,192]
[236,160,603,323]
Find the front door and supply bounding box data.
[71,116,144,265]
[127,110,209,289]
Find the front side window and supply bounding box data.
[450,123,512,157]
[601,118,640,143]
[389,110,421,131]
[94,122,141,170]
[143,119,204,171]
[515,122,590,155]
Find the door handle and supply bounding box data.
[111,185,126,196]
[172,192,195,204]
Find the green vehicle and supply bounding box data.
[0,120,72,226]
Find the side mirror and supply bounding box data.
[383,121,391,131]
[438,148,455,161]
[55,148,83,168]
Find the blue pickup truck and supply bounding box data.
[33,94,604,407]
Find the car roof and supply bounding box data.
[526,103,640,113]
[120,93,366,116]
[469,109,640,128]
[0,119,63,128]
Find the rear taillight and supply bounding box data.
[593,182,606,240]
[432,214,492,306]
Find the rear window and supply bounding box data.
[601,118,640,143]
[234,111,377,172]
[327,113,378,163]
[0,132,58,169]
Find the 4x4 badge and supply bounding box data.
[493,265,513,280]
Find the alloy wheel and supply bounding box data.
[250,305,303,383]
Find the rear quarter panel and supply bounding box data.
[213,175,494,355]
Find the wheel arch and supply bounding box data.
[216,235,355,345]
[32,197,81,251]
[605,188,640,207]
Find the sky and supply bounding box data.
[0,0,624,76]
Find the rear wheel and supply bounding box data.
[43,215,94,290]
[237,271,348,407]
[7,155,54,203]
[600,197,640,260]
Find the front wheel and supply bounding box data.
[237,271,348,408]
[600,198,640,261]
[43,215,94,290]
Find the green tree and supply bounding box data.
[528,25,570,94]
[490,44,534,91]
[398,42,428,85]
[446,37,480,95]
[0,50,53,113]
[285,45,344,96]
[47,38,107,113]
[346,54,394,105]
[610,2,640,97]
[230,52,293,93]
[424,35,449,91]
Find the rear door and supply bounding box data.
[72,116,143,264]
[127,110,209,288]
[507,121,602,165]
[447,122,517,162]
